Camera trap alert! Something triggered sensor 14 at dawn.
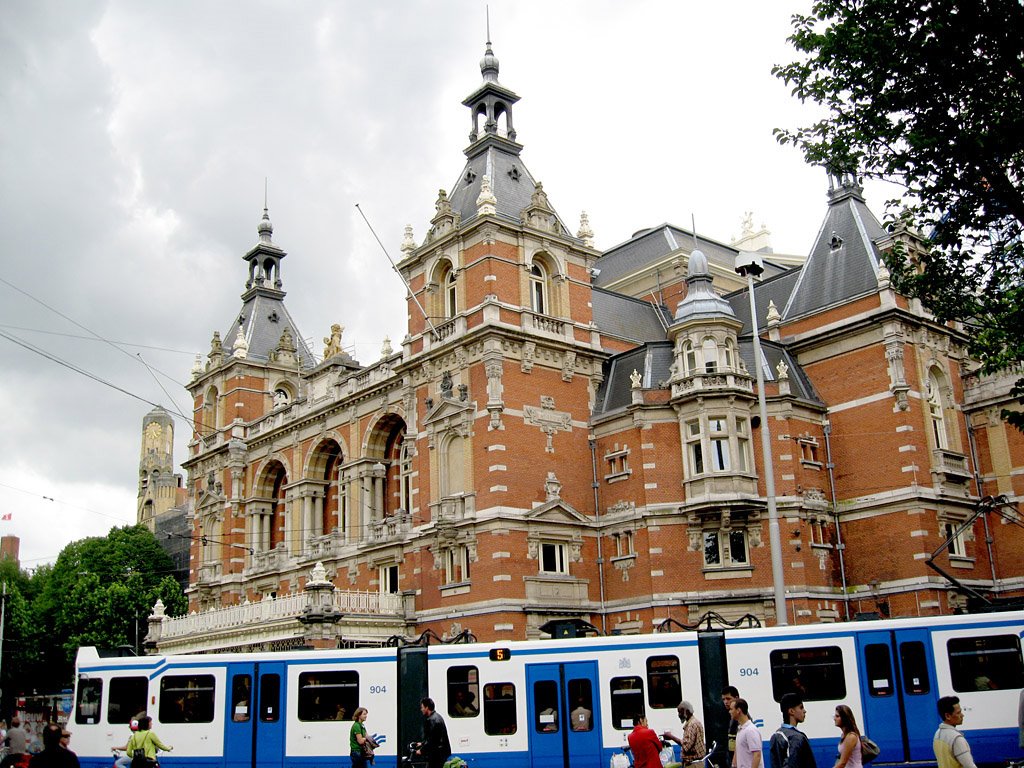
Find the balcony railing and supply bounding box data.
[158,589,404,640]
[932,448,972,484]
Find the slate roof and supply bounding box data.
[224,288,315,369]
[593,341,674,415]
[593,337,822,418]
[446,138,573,235]
[727,267,802,336]
[594,224,791,289]
[591,287,671,344]
[736,339,822,404]
[782,177,887,320]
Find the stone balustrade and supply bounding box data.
[155,587,404,641]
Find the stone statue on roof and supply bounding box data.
[323,324,344,359]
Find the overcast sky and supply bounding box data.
[1,0,895,568]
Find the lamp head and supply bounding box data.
[735,251,765,278]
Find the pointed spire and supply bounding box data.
[190,354,204,381]
[463,19,518,145]
[577,211,595,248]
[400,224,417,256]
[481,9,499,83]
[258,205,273,245]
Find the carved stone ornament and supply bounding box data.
[523,401,572,453]
[521,341,536,373]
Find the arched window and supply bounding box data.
[201,386,219,437]
[444,265,457,318]
[724,340,736,371]
[702,338,719,374]
[683,341,697,376]
[927,370,948,449]
[530,260,548,314]
[442,435,465,497]
[399,441,414,513]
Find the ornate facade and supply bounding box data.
[155,41,1024,653]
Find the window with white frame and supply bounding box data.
[614,531,635,558]
[687,420,704,475]
[379,564,399,594]
[444,265,457,318]
[942,521,967,557]
[799,438,821,466]
[530,260,548,314]
[704,529,749,568]
[736,417,750,472]
[445,545,471,584]
[927,371,948,449]
[683,341,697,375]
[540,542,569,574]
[709,417,731,471]
[604,445,631,482]
[810,518,830,546]
[399,441,414,513]
[702,338,719,373]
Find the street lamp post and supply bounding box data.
[736,252,788,625]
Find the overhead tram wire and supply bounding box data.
[354,203,439,340]
[0,327,195,427]
[0,274,199,428]
[0,325,197,357]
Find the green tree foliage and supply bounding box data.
[32,525,187,689]
[773,0,1024,427]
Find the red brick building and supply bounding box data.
[163,41,1023,653]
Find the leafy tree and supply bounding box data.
[773,0,1024,427]
[33,525,187,689]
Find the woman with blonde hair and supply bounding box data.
[832,705,862,768]
[349,707,376,767]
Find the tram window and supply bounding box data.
[159,674,216,723]
[947,635,1024,693]
[447,666,480,719]
[769,646,846,701]
[647,656,682,709]
[231,674,251,722]
[610,676,645,730]
[568,678,594,732]
[534,680,560,733]
[483,682,517,735]
[108,677,148,723]
[75,677,102,724]
[298,671,359,722]
[899,641,931,695]
[260,674,280,722]
[863,644,894,697]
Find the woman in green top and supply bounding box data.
[349,708,373,767]
[124,717,172,764]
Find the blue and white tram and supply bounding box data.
[71,610,1024,768]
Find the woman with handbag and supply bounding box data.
[832,705,862,768]
[349,708,377,767]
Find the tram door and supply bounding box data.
[526,661,601,768]
[225,661,286,768]
[856,628,937,764]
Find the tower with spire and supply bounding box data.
[138,405,183,530]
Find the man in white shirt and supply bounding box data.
[933,696,977,768]
[731,698,762,768]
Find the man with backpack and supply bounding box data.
[769,693,817,768]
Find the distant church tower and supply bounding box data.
[138,406,181,530]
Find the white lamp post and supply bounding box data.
[736,251,788,625]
